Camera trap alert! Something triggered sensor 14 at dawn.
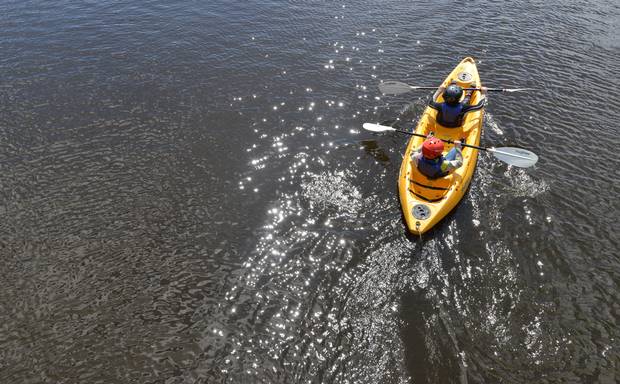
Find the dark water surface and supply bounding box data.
[1,1,619,383]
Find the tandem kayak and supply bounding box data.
[398,57,484,235]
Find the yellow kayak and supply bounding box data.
[398,57,484,235]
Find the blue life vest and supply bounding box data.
[438,103,464,128]
[418,155,446,179]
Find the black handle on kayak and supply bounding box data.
[393,129,487,152]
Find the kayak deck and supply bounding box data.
[398,57,484,235]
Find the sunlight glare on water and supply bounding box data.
[1,0,618,383]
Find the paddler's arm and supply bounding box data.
[441,141,464,173]
[432,86,446,102]
[477,86,488,104]
[462,90,488,115]
[428,86,446,110]
[410,145,422,166]
[463,86,488,111]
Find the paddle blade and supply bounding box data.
[362,123,396,133]
[378,81,413,95]
[490,147,538,168]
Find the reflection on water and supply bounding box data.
[1,0,618,383]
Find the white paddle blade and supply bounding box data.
[490,147,538,168]
[378,81,413,95]
[362,123,396,133]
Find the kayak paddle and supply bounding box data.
[378,80,534,95]
[362,123,538,168]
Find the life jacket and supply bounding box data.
[437,103,464,128]
[418,155,447,179]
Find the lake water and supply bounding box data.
[1,1,619,383]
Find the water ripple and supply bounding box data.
[1,0,619,383]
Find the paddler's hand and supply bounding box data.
[480,86,488,93]
[454,140,462,150]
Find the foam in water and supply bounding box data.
[485,112,504,136]
[301,170,362,215]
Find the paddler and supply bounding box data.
[429,82,487,128]
[411,136,463,179]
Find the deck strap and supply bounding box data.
[408,189,445,203]
[410,180,450,191]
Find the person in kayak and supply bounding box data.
[429,82,487,128]
[411,136,463,179]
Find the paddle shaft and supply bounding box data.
[399,87,482,91]
[391,128,533,160]
[415,87,507,92]
[391,128,487,151]
[362,123,538,166]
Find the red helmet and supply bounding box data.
[422,137,444,159]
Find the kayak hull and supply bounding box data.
[398,57,484,235]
